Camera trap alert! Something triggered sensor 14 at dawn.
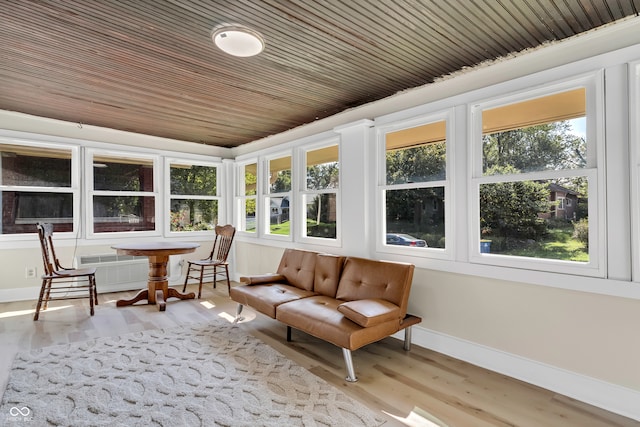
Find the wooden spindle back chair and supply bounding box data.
[182,224,236,297]
[34,223,98,320]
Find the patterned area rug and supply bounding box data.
[1,321,385,426]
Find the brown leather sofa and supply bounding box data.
[229,248,422,382]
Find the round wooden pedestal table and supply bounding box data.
[112,241,199,312]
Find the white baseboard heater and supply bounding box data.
[76,253,183,293]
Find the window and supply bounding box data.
[302,143,339,240]
[381,116,449,252]
[236,161,257,233]
[265,154,291,237]
[89,151,157,235]
[168,161,219,233]
[471,81,601,274]
[0,142,77,234]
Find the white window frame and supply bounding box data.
[468,72,605,277]
[0,138,80,240]
[235,159,259,237]
[375,109,454,260]
[85,148,160,239]
[165,158,222,236]
[262,151,293,242]
[298,138,341,246]
[630,60,640,282]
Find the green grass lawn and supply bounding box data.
[269,221,290,235]
[497,228,588,262]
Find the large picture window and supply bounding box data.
[0,142,76,234]
[302,144,339,240]
[89,152,157,234]
[168,161,219,233]
[471,81,601,274]
[382,117,449,251]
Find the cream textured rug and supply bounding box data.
[1,321,385,426]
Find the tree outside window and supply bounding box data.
[304,144,339,239]
[169,163,219,232]
[384,120,447,249]
[478,88,590,262]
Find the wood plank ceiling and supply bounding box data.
[1,0,638,148]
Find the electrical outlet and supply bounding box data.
[25,267,37,279]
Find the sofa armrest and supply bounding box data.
[240,273,286,285]
[337,299,400,328]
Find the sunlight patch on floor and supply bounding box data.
[384,406,449,427]
[199,300,216,309]
[0,305,73,319]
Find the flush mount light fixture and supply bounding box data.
[211,25,265,57]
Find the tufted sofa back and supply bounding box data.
[336,257,415,318]
[313,253,346,297]
[276,249,317,291]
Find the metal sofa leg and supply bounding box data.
[404,326,413,351]
[234,304,244,323]
[342,348,358,382]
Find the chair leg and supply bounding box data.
[34,278,48,321]
[342,348,358,382]
[224,265,231,293]
[197,266,205,299]
[89,279,95,316]
[92,275,99,306]
[43,280,52,311]
[182,263,191,293]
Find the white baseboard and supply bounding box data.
[395,326,640,422]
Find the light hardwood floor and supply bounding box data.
[1,283,637,427]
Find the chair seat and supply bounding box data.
[189,259,225,267]
[50,267,97,277]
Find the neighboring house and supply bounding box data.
[541,183,579,221]
[270,196,290,224]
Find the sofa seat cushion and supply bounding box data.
[229,284,315,319]
[276,296,401,350]
[337,299,400,328]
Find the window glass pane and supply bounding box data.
[93,156,154,191]
[268,196,290,235]
[305,193,337,239]
[482,89,587,175]
[306,146,339,190]
[240,198,256,233]
[386,187,445,248]
[386,121,446,184]
[244,163,257,196]
[1,144,71,187]
[1,191,73,234]
[93,195,155,232]
[479,179,588,262]
[170,164,217,196]
[269,156,291,193]
[170,199,218,231]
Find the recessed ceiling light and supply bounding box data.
[211,25,265,57]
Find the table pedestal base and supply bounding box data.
[115,255,195,311]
